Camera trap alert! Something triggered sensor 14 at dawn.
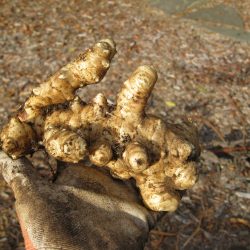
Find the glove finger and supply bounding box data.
[0,151,39,194]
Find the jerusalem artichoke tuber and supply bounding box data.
[0,39,200,212]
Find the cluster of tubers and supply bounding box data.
[0,39,200,212]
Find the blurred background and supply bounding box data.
[0,0,249,249]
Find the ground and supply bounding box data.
[0,0,249,249]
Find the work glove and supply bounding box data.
[0,152,156,250]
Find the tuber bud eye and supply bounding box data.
[123,142,149,173]
[45,129,87,163]
[89,140,113,167]
[172,162,198,190]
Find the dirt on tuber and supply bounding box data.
[0,39,200,212]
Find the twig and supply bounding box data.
[149,230,177,249]
[235,192,250,199]
[183,218,202,248]
[189,115,225,142]
[175,222,192,250]
[150,230,177,237]
[153,235,164,250]
[208,146,250,154]
[229,218,250,228]
[219,89,248,146]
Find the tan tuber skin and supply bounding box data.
[0,39,200,212]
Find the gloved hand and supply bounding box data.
[0,152,156,250]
